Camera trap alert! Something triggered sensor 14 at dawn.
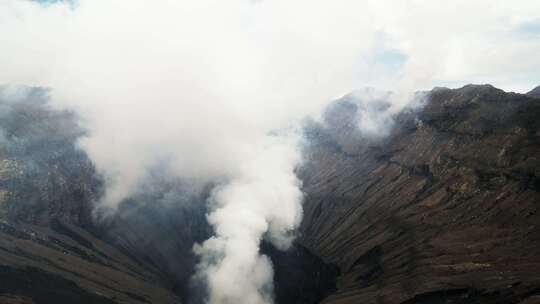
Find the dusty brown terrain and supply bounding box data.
[0,219,180,304]
[300,85,540,303]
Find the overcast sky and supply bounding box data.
[2,0,540,94]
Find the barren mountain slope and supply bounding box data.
[300,84,540,304]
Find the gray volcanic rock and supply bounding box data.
[527,85,540,97]
[299,84,540,303]
[0,87,99,225]
[0,87,180,303]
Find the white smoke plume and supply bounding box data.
[194,134,303,304]
[1,1,540,303]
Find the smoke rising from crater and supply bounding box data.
[1,0,540,303]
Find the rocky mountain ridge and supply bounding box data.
[527,86,540,98]
[300,84,540,303]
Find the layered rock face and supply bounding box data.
[300,85,540,303]
[0,84,539,304]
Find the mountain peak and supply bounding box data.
[527,85,540,97]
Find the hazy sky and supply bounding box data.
[3,0,540,94]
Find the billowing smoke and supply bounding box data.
[194,134,303,304]
[1,0,540,303]
[0,1,371,302]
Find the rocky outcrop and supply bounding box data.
[0,87,99,225]
[527,86,540,98]
[300,84,540,303]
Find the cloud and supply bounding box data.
[0,0,378,207]
[366,0,540,93]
